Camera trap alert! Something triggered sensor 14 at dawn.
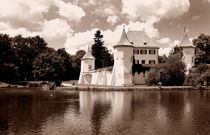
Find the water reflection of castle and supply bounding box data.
[78,91,198,135]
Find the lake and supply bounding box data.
[0,88,210,135]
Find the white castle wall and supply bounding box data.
[91,70,112,85]
[111,46,133,86]
[182,47,195,73]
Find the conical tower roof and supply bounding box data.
[179,28,195,48]
[81,46,95,60]
[115,26,133,47]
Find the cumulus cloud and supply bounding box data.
[107,15,119,25]
[64,28,98,54]
[64,24,124,54]
[122,0,190,21]
[42,19,72,39]
[0,0,85,31]
[55,0,86,22]
[128,19,159,38]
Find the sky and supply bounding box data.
[0,0,210,56]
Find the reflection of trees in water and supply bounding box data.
[159,92,185,123]
[91,101,111,135]
[0,89,79,135]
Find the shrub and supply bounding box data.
[185,72,203,87]
[146,53,185,86]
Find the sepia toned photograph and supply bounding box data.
[0,0,210,135]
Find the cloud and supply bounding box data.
[42,19,72,39]
[41,18,73,49]
[0,27,39,37]
[159,47,172,56]
[122,0,190,21]
[64,28,98,54]
[64,24,124,54]
[107,15,119,25]
[157,37,170,44]
[55,0,86,22]
[128,19,159,38]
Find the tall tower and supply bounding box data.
[179,28,195,73]
[78,47,95,84]
[111,27,134,86]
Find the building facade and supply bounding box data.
[78,28,160,86]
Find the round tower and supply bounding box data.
[111,27,134,86]
[78,47,95,84]
[179,28,195,73]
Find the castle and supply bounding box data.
[78,27,195,86]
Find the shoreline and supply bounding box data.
[55,85,210,91]
[1,82,210,91]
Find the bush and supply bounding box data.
[185,73,203,87]
[196,63,208,74]
[146,53,185,86]
[202,69,210,86]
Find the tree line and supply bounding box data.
[0,34,84,82]
[0,30,113,83]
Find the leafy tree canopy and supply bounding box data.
[146,52,186,86]
[193,33,210,64]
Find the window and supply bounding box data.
[149,60,156,64]
[149,49,156,54]
[143,42,147,45]
[141,60,145,64]
[135,60,139,64]
[140,49,147,54]
[133,49,139,54]
[88,65,92,70]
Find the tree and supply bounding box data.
[185,73,203,87]
[158,55,168,63]
[196,63,208,74]
[202,69,210,86]
[146,53,186,86]
[57,48,74,80]
[32,48,65,81]
[11,35,47,80]
[193,34,210,64]
[91,30,113,69]
[71,50,86,80]
[0,34,19,82]
[169,45,183,57]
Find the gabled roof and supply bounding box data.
[81,47,95,60]
[126,30,160,48]
[179,28,195,48]
[116,27,133,46]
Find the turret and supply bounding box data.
[179,28,195,73]
[110,26,134,86]
[78,47,95,84]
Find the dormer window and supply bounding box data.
[143,41,147,45]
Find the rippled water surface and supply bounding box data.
[0,88,210,135]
